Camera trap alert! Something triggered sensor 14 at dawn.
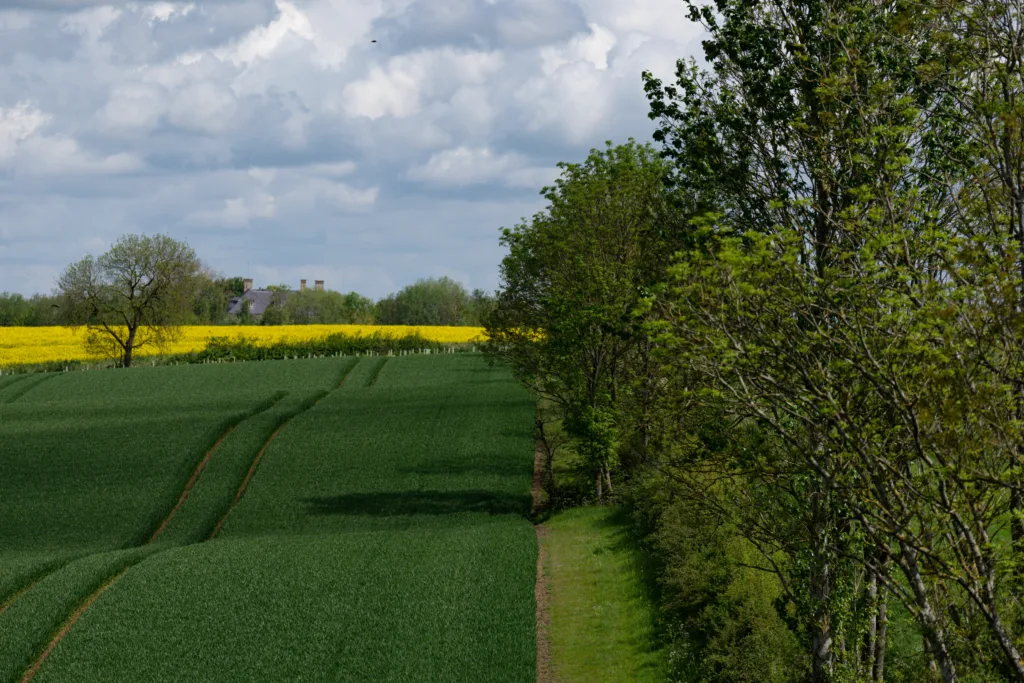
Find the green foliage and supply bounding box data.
[625,417,810,683]
[189,273,243,325]
[634,0,1024,678]
[0,293,60,326]
[191,331,456,362]
[55,233,203,367]
[281,289,375,324]
[486,137,690,499]
[256,291,291,325]
[375,276,476,325]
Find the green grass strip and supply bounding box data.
[0,546,159,683]
[542,506,667,683]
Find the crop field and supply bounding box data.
[0,354,537,682]
[0,325,485,368]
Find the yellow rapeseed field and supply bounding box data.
[0,325,485,368]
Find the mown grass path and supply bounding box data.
[540,506,667,683]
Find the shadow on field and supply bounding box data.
[302,490,530,517]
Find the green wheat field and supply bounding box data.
[0,354,537,682]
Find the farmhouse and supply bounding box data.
[227,278,324,317]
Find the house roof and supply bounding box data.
[227,289,290,316]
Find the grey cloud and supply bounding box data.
[0,0,705,298]
[0,0,248,9]
[371,0,587,52]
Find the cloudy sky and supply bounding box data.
[0,0,705,299]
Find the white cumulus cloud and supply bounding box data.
[97,83,168,132]
[167,82,239,134]
[406,145,556,189]
[0,102,49,161]
[341,47,503,120]
[0,102,143,175]
[187,191,277,228]
[0,0,707,299]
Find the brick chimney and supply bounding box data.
[243,278,253,293]
[300,279,307,292]
[315,279,324,292]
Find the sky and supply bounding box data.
[0,0,706,299]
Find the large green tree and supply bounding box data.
[644,0,1024,679]
[486,138,690,499]
[56,233,202,368]
[641,0,975,678]
[0,293,60,326]
[375,276,472,326]
[284,289,375,324]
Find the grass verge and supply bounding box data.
[541,505,667,683]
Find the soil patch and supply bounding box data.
[533,417,555,683]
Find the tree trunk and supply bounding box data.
[898,541,956,683]
[982,599,1024,682]
[1013,392,1024,593]
[863,567,879,676]
[874,583,887,682]
[810,567,834,682]
[1013,483,1024,587]
[123,326,137,368]
[809,492,834,683]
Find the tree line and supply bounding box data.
[485,0,1024,680]
[1,269,493,327]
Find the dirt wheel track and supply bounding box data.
[533,422,555,683]
[20,566,133,683]
[147,427,235,543]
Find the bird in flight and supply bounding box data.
[371,39,377,43]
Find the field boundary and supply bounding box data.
[533,422,554,683]
[19,560,140,683]
[536,525,554,683]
